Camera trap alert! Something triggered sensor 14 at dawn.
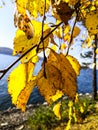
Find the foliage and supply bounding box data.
[0,0,98,129]
[27,96,97,130]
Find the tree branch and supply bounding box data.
[0,21,63,80]
[41,0,47,78]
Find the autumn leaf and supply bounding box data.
[60,43,67,51]
[13,20,50,55]
[96,48,98,54]
[66,55,80,76]
[48,51,78,100]
[16,77,36,112]
[51,90,64,102]
[85,10,98,35]
[64,24,71,35]
[16,14,34,39]
[27,0,50,18]
[13,20,50,62]
[64,33,70,42]
[72,26,80,38]
[8,64,27,105]
[52,1,74,24]
[64,0,79,6]
[36,62,62,104]
[53,102,61,120]
[16,0,28,15]
[8,62,36,111]
[37,51,79,104]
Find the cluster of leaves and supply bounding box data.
[8,0,83,112]
[0,0,98,129]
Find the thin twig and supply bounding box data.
[0,21,63,80]
[41,0,47,78]
[65,2,79,56]
[65,15,77,56]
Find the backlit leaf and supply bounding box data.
[66,55,80,76]
[37,51,78,104]
[16,14,34,39]
[52,1,74,24]
[53,102,61,120]
[85,10,98,35]
[8,62,36,111]
[13,20,50,62]
[16,0,28,15]
[16,77,36,111]
[27,0,50,18]
[8,64,27,105]
[51,90,64,102]
[96,48,98,54]
[72,26,80,38]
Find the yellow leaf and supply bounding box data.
[27,0,50,18]
[51,90,64,102]
[13,20,50,61]
[37,51,77,103]
[48,51,77,99]
[64,33,70,42]
[8,64,27,105]
[85,10,98,35]
[51,45,58,52]
[64,24,71,35]
[31,55,39,64]
[79,104,84,113]
[60,43,67,51]
[53,103,61,120]
[16,0,28,15]
[67,0,79,6]
[54,27,63,39]
[27,61,35,82]
[37,63,62,104]
[96,48,98,54]
[17,15,34,39]
[8,62,36,111]
[17,77,36,112]
[72,26,80,38]
[66,55,80,76]
[90,5,96,11]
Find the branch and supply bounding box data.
[65,15,77,56]
[41,0,47,78]
[65,2,80,56]
[0,21,63,80]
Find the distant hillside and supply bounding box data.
[0,47,13,55]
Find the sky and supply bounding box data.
[0,0,16,49]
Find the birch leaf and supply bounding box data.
[72,26,80,38]
[37,51,78,104]
[85,10,98,35]
[13,20,50,55]
[53,102,61,120]
[66,55,80,76]
[16,0,28,15]
[16,77,36,112]
[96,48,98,54]
[8,62,36,111]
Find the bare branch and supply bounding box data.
[41,0,47,78]
[65,4,79,56]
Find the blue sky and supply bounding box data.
[0,0,16,49]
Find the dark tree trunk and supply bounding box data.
[92,34,98,100]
